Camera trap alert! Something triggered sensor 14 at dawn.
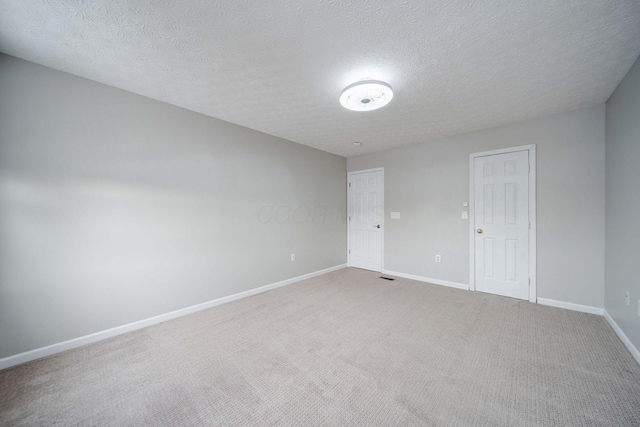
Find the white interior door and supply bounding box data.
[349,170,383,272]
[474,150,530,300]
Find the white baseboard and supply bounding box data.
[604,310,640,366]
[537,298,604,315]
[0,264,347,371]
[382,269,469,291]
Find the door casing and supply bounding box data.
[469,145,537,302]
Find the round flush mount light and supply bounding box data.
[352,141,362,147]
[339,80,393,112]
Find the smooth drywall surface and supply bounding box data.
[605,55,640,351]
[348,105,605,308]
[0,54,346,359]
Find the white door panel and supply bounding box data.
[474,151,529,300]
[349,170,383,272]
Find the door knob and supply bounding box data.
[374,224,381,228]
[477,229,483,234]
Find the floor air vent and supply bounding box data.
[380,277,395,281]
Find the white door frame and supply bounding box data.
[347,168,384,272]
[469,145,537,302]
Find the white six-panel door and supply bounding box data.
[349,170,383,272]
[473,150,530,300]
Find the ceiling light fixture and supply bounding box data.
[352,141,362,147]
[339,80,393,112]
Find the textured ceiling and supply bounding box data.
[1,1,640,157]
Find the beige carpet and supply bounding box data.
[1,268,639,426]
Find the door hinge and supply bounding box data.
[528,278,531,286]
[529,221,531,229]
[349,215,351,221]
[349,249,351,254]
[528,164,531,172]
[349,182,351,188]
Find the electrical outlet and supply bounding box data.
[435,254,441,263]
[461,211,468,220]
[291,254,296,261]
[625,291,630,306]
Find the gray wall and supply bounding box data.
[0,54,347,359]
[348,105,605,308]
[605,55,640,351]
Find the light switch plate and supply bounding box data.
[461,212,468,220]
[463,202,469,207]
[390,212,400,219]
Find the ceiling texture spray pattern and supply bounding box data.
[1,0,639,156]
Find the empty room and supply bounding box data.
[1,1,640,425]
